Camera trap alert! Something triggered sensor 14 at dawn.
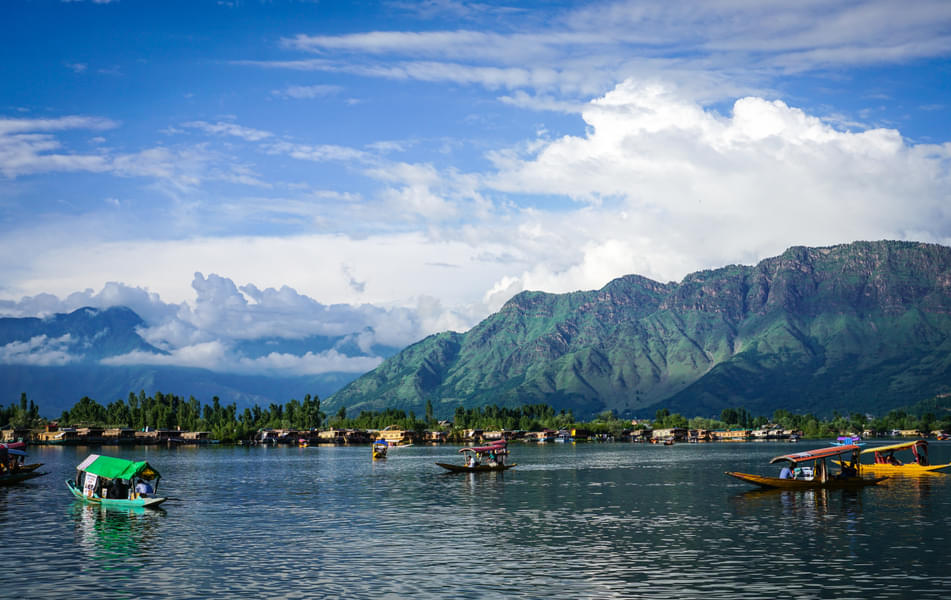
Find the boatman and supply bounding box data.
[779,464,793,479]
[135,479,154,498]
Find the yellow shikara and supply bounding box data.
[852,440,951,475]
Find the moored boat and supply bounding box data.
[726,444,887,490]
[66,454,167,509]
[436,440,515,472]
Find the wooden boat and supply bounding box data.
[65,454,167,509]
[435,461,517,472]
[842,440,951,474]
[1,470,47,486]
[372,440,388,459]
[0,446,47,485]
[726,444,887,490]
[436,440,515,472]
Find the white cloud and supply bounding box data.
[0,334,78,366]
[475,80,951,297]
[252,1,951,107]
[263,140,366,162]
[0,116,117,135]
[271,84,341,99]
[181,120,274,142]
[0,116,118,178]
[102,344,383,376]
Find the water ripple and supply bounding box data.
[3,443,951,598]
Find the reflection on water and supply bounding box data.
[71,501,165,569]
[3,442,951,598]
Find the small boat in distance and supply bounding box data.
[372,440,388,459]
[834,435,863,446]
[726,444,888,490]
[846,440,951,474]
[436,440,515,472]
[0,444,47,486]
[66,454,167,509]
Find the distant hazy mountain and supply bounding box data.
[0,306,388,417]
[325,241,951,420]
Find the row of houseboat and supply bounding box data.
[3,422,946,447]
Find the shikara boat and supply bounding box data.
[844,440,951,474]
[436,440,515,472]
[372,440,388,459]
[0,446,47,485]
[65,454,167,509]
[726,444,888,490]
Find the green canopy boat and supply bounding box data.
[66,454,167,509]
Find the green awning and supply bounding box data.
[75,454,159,480]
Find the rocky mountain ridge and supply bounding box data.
[326,241,951,419]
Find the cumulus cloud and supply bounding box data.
[474,80,951,299]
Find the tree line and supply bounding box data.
[2,391,949,443]
[651,404,950,438]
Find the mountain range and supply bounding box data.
[3,240,951,421]
[325,241,951,420]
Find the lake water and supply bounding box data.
[3,441,950,599]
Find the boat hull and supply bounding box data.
[435,462,516,473]
[66,480,168,508]
[0,471,47,486]
[861,463,951,474]
[725,471,887,490]
[833,459,951,474]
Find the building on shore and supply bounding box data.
[652,427,687,442]
[377,427,417,446]
[711,428,751,441]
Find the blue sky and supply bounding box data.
[1,0,950,378]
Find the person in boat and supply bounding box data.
[107,478,128,499]
[467,454,479,468]
[837,450,859,479]
[135,478,154,498]
[779,464,793,479]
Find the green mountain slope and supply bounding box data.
[326,241,951,419]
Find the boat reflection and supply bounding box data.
[70,501,165,568]
[730,486,864,519]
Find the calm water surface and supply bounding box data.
[2,442,950,599]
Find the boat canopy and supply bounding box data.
[459,442,507,453]
[860,440,926,455]
[75,454,160,480]
[770,444,860,464]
